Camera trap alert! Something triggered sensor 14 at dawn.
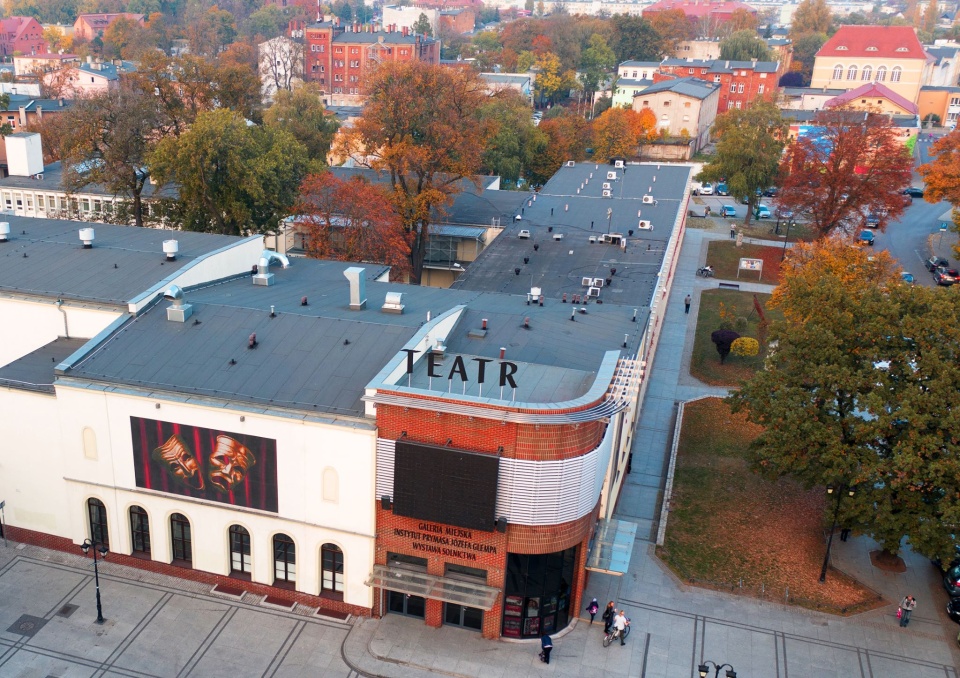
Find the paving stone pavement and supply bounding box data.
[1,222,959,678]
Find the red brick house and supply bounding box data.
[73,13,145,42]
[657,58,781,113]
[0,17,47,57]
[295,19,440,106]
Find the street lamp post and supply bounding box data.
[80,538,109,624]
[780,219,795,261]
[819,484,856,583]
[699,660,737,678]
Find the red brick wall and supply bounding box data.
[506,507,596,554]
[6,525,369,619]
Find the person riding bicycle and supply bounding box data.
[700,265,714,276]
[613,609,628,646]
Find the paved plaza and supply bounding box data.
[1,223,959,677]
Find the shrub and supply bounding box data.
[731,337,760,357]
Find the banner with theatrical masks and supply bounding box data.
[130,417,278,512]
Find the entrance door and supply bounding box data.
[387,590,425,618]
[443,603,483,631]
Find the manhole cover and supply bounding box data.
[7,614,46,637]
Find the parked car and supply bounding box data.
[865,213,881,228]
[945,563,960,596]
[762,186,779,197]
[754,204,771,219]
[721,204,736,217]
[700,182,715,195]
[901,272,915,284]
[948,597,960,624]
[925,256,949,272]
[716,183,729,196]
[903,186,925,198]
[934,267,959,286]
[775,206,794,219]
[859,230,875,246]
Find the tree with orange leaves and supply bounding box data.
[649,9,695,53]
[295,172,412,275]
[777,109,912,238]
[334,62,494,283]
[591,107,656,162]
[918,132,960,259]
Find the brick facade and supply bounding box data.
[6,524,370,619]
[656,61,780,113]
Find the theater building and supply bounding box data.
[0,161,690,637]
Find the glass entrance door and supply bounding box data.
[443,603,483,631]
[387,591,425,618]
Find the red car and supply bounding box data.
[934,267,959,286]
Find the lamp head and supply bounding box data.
[80,539,91,554]
[698,665,708,678]
[726,670,737,678]
[99,544,109,557]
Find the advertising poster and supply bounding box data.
[130,417,278,512]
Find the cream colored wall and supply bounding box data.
[0,296,118,368]
[53,384,377,607]
[811,56,925,103]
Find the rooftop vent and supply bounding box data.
[382,291,404,314]
[344,266,367,310]
[79,227,95,248]
[163,284,193,323]
[518,229,531,239]
[163,239,178,261]
[252,250,290,286]
[0,221,8,242]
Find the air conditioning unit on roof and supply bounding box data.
[638,220,652,230]
[566,160,575,167]
[602,182,611,190]
[607,171,617,180]
[614,160,624,168]
[642,195,654,204]
[602,189,612,197]
[587,286,601,297]
[581,276,593,286]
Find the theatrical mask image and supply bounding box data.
[130,417,278,512]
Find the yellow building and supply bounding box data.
[811,26,931,105]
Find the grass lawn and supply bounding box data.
[690,289,779,387]
[657,398,883,614]
[703,240,786,284]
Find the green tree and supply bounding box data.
[609,14,666,63]
[59,87,160,227]
[412,12,433,37]
[719,30,773,61]
[790,32,827,85]
[729,240,960,564]
[149,109,309,234]
[697,101,786,225]
[243,5,286,39]
[263,83,339,168]
[579,33,616,101]
[478,90,542,188]
[791,0,831,37]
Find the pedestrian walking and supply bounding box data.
[840,527,851,541]
[586,598,599,624]
[730,225,736,239]
[602,601,616,633]
[539,634,553,664]
[613,610,628,646]
[898,595,916,627]
[684,294,691,314]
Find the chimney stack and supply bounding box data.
[343,267,367,310]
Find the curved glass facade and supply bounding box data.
[501,546,577,638]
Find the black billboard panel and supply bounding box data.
[393,441,499,532]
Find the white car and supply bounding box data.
[699,182,714,196]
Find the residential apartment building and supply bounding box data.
[296,19,440,107]
[42,57,136,98]
[642,0,757,25]
[811,26,930,105]
[73,13,144,42]
[0,17,47,57]
[612,60,660,108]
[824,81,919,116]
[632,76,720,157]
[918,86,960,127]
[479,72,534,105]
[923,42,960,88]
[13,53,79,78]
[0,95,72,166]
[657,58,781,113]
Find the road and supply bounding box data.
[693,134,958,287]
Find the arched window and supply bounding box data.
[82,427,97,460]
[321,543,344,595]
[833,64,843,79]
[847,65,857,80]
[87,498,108,548]
[876,66,887,81]
[861,66,872,81]
[274,534,296,586]
[229,525,251,577]
[171,513,192,566]
[129,506,150,557]
[891,67,902,82]
[322,467,339,503]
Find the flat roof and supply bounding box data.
[451,161,691,308]
[0,336,87,393]
[0,161,178,199]
[0,216,242,305]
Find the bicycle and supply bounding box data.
[602,619,631,647]
[696,266,715,278]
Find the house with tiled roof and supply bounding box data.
[923,43,960,88]
[73,13,145,42]
[0,17,47,57]
[657,58,781,113]
[42,56,136,97]
[825,81,919,116]
[811,26,931,105]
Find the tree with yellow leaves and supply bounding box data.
[592,107,656,162]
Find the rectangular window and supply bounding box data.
[25,196,32,209]
[736,101,742,109]
[729,83,736,92]
[760,72,767,78]
[631,71,637,77]
[737,83,744,93]
[688,68,694,74]
[81,198,90,212]
[93,199,101,212]
[758,84,765,94]
[335,47,342,53]
[951,97,960,106]
[350,47,358,54]
[37,195,44,209]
